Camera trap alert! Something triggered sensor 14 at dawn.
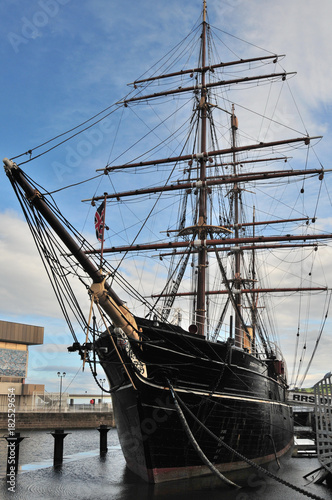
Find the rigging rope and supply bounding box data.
[167,381,239,488]
[13,104,123,167]
[169,382,326,500]
[298,289,332,388]
[9,25,201,169]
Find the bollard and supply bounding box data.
[5,432,25,479]
[51,429,69,467]
[98,424,110,454]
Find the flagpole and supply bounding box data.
[100,192,107,269]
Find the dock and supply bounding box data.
[0,409,115,430]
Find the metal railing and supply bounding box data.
[314,371,332,475]
[0,403,112,413]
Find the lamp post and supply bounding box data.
[57,372,66,412]
[99,378,106,406]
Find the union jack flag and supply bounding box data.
[94,201,105,242]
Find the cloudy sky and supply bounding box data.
[1,0,332,394]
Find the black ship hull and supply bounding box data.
[96,318,293,484]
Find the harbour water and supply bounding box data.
[0,428,331,499]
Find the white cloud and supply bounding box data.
[0,209,92,335]
[0,210,59,318]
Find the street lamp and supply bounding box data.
[99,378,106,405]
[57,372,66,412]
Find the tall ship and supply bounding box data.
[3,0,331,487]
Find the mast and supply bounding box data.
[196,0,208,336]
[251,206,257,347]
[230,105,243,347]
[99,193,107,268]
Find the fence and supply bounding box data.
[0,403,112,413]
[314,371,332,476]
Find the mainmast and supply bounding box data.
[196,0,208,336]
[231,105,242,346]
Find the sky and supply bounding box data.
[1,0,332,395]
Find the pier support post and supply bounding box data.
[98,424,110,454]
[51,429,69,467]
[5,432,25,479]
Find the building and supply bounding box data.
[0,319,44,410]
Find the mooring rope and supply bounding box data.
[168,382,326,500]
[167,382,239,488]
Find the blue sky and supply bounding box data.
[1,0,332,394]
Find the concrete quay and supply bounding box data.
[0,411,115,430]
